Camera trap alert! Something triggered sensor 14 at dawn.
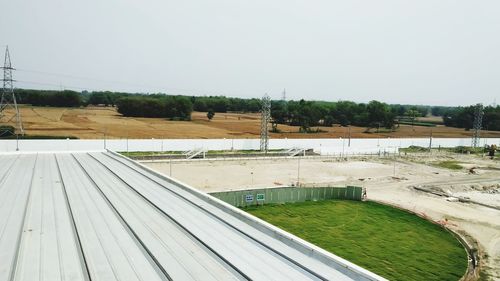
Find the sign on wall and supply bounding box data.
[245,194,254,202]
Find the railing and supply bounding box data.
[288,147,307,156]
[184,147,205,159]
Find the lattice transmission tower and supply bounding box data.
[472,103,483,148]
[260,94,271,152]
[0,46,23,135]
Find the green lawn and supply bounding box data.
[245,200,467,281]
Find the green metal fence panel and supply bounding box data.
[347,186,362,200]
[335,187,345,200]
[210,186,363,207]
[354,187,362,200]
[346,186,353,200]
[312,188,317,201]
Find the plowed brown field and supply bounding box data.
[2,106,500,139]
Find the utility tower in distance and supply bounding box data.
[260,94,271,152]
[472,103,483,148]
[0,46,23,135]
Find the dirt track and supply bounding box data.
[146,153,500,280]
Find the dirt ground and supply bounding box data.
[146,154,500,280]
[3,106,500,139]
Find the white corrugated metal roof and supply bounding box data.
[0,151,386,281]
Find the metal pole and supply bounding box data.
[297,157,301,186]
[428,128,433,153]
[103,128,107,150]
[393,158,396,176]
[393,147,397,176]
[348,126,351,147]
[151,138,154,162]
[341,137,345,159]
[125,121,129,152]
[15,133,19,151]
[169,157,172,176]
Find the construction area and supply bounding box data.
[0,43,497,280]
[2,1,500,278]
[145,151,500,280]
[0,151,385,281]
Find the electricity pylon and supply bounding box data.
[472,103,483,148]
[0,46,24,135]
[260,94,271,152]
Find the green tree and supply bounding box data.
[366,101,395,130]
[207,110,215,121]
[405,108,420,126]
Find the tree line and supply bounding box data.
[14,89,130,107]
[271,100,398,132]
[11,89,193,120]
[15,89,82,107]
[10,88,500,132]
[443,105,500,131]
[191,96,262,112]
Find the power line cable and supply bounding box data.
[15,80,104,92]
[15,68,238,96]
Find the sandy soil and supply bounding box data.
[147,159,394,191]
[3,106,500,139]
[145,154,500,280]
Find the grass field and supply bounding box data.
[245,200,467,281]
[2,105,500,139]
[432,160,464,170]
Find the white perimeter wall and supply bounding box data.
[1,137,499,155]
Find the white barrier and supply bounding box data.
[1,137,499,154]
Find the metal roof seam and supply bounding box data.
[85,153,253,281]
[71,153,173,281]
[0,154,20,190]
[59,154,165,281]
[54,154,93,281]
[10,154,38,281]
[98,152,331,280]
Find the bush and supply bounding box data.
[433,161,463,170]
[207,110,215,120]
[400,145,429,153]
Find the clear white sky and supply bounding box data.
[1,0,499,106]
